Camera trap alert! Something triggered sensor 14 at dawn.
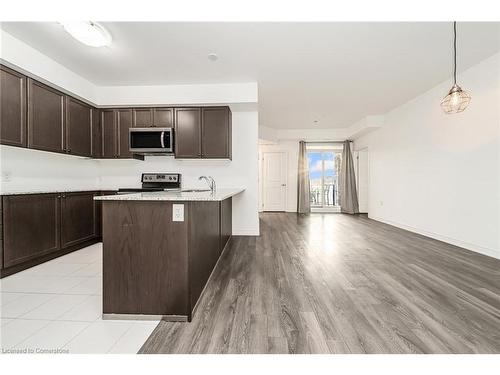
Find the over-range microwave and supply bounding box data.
[129,127,174,154]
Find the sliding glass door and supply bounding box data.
[307,149,342,209]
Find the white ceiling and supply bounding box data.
[1,22,499,129]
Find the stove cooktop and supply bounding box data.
[117,187,180,194]
[117,173,182,194]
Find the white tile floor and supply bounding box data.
[0,243,159,354]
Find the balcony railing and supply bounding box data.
[310,183,340,207]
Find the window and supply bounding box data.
[307,149,342,209]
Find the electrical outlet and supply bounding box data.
[172,204,184,222]
[1,172,12,182]
[379,200,384,206]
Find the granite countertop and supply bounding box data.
[0,188,117,196]
[94,188,245,202]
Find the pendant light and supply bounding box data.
[441,22,471,114]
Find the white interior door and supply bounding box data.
[263,152,287,211]
[355,149,369,213]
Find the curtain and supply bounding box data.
[340,140,359,214]
[297,141,311,214]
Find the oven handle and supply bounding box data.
[160,131,165,148]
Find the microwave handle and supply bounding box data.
[160,131,165,148]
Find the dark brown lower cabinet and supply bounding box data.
[102,197,232,321]
[60,192,96,248]
[2,194,61,268]
[0,190,112,278]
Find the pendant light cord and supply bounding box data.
[453,21,457,85]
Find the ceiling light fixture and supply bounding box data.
[440,22,471,114]
[59,21,112,47]
[207,53,218,61]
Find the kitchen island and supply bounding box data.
[95,188,244,322]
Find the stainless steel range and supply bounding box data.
[117,173,181,194]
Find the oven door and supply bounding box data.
[129,128,173,153]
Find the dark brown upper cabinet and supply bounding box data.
[0,65,27,147]
[116,109,133,158]
[133,108,153,127]
[2,65,233,161]
[2,194,61,268]
[133,108,173,128]
[91,107,102,158]
[60,192,97,248]
[27,79,65,154]
[174,108,201,158]
[101,109,117,158]
[65,96,92,157]
[201,107,232,159]
[153,108,174,127]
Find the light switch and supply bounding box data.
[172,204,184,222]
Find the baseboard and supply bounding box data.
[369,215,500,260]
[232,228,260,236]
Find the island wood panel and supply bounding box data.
[102,201,190,316]
[220,197,232,254]
[188,201,221,314]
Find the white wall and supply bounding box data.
[259,115,383,143]
[96,83,258,107]
[0,146,101,192]
[355,52,500,259]
[258,141,299,212]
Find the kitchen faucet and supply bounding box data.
[199,176,216,193]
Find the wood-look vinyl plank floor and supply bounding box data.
[139,213,500,354]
